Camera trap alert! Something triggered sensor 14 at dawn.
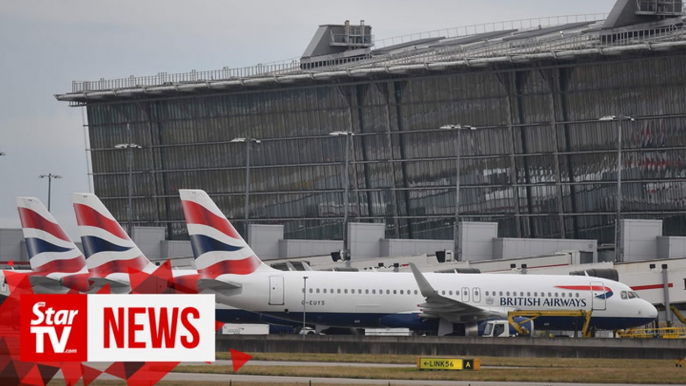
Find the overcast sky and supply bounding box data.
[0,0,615,239]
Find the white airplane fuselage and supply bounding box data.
[210,270,657,332]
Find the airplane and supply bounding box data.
[69,192,299,327]
[180,189,659,336]
[16,197,90,293]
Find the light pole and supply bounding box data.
[329,131,354,261]
[599,115,634,262]
[231,138,262,233]
[302,276,308,340]
[114,143,143,235]
[440,124,476,261]
[39,173,63,212]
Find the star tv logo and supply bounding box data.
[21,294,87,362]
[21,294,215,362]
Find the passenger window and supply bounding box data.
[400,290,404,295]
[561,293,565,298]
[309,288,313,293]
[386,290,390,295]
[365,289,369,294]
[372,289,376,294]
[337,289,341,294]
[414,290,418,295]
[527,292,531,297]
[393,290,397,294]
[506,292,510,296]
[499,291,503,296]
[316,288,320,293]
[344,289,348,294]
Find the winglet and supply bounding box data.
[409,263,437,298]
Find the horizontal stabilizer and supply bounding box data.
[197,278,242,292]
[87,277,131,294]
[29,276,70,294]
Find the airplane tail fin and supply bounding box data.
[71,193,156,276]
[179,189,274,276]
[16,197,87,274]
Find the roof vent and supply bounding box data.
[635,0,683,16]
[301,21,373,68]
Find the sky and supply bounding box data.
[0,0,615,240]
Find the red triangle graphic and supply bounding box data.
[230,349,252,372]
[59,361,83,386]
[81,364,102,386]
[96,283,112,294]
[19,364,44,386]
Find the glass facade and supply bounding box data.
[86,53,686,244]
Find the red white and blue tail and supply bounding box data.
[16,197,87,274]
[71,193,156,276]
[179,189,274,276]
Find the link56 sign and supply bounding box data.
[21,294,215,362]
[417,357,480,371]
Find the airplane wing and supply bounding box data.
[409,263,504,323]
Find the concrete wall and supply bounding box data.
[161,240,192,259]
[219,335,686,359]
[349,222,385,259]
[460,222,497,261]
[380,239,452,258]
[622,219,662,262]
[279,239,342,258]
[493,238,597,262]
[0,229,26,262]
[248,224,284,261]
[131,226,165,260]
[657,236,686,259]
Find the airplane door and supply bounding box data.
[473,287,481,303]
[461,287,470,302]
[590,281,606,311]
[269,276,284,305]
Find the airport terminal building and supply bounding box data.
[57,1,686,254]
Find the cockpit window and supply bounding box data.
[628,291,639,299]
[621,291,628,300]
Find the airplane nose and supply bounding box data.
[644,301,658,319]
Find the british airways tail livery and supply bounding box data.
[179,189,275,276]
[17,197,86,274]
[180,189,658,335]
[72,193,160,293]
[16,197,90,293]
